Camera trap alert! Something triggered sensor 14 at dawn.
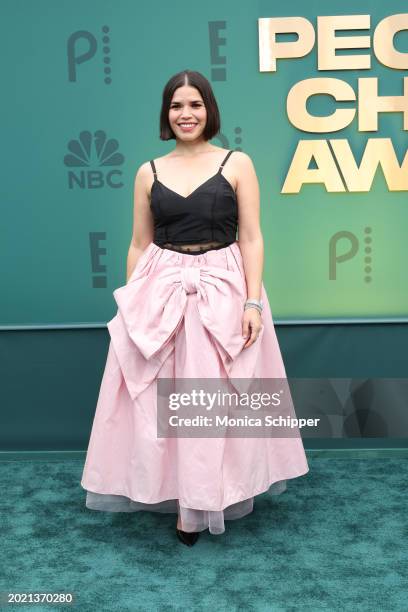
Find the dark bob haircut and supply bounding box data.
[159,69,221,141]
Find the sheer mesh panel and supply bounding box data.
[161,241,232,254]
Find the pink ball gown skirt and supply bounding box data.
[81,241,309,535]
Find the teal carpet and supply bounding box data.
[0,456,407,611]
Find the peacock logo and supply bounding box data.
[64,130,125,189]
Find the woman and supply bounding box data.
[81,69,309,546]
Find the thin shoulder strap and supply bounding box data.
[218,150,233,173]
[149,159,157,179]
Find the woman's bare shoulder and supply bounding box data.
[232,150,254,165]
[134,159,158,181]
[136,153,172,177]
[136,148,248,176]
[232,151,257,181]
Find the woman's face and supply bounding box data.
[168,85,208,142]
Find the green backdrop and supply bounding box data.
[2,0,407,327]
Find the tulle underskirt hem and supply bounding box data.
[84,479,287,535]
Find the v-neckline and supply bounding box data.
[153,173,236,201]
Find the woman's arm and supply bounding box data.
[126,163,154,282]
[235,152,264,302]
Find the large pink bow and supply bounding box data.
[107,262,264,400]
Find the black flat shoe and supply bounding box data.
[176,528,200,546]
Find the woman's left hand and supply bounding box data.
[242,308,263,349]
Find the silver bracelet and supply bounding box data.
[244,299,263,314]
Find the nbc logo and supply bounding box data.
[64,130,125,189]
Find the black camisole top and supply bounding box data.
[149,150,238,255]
